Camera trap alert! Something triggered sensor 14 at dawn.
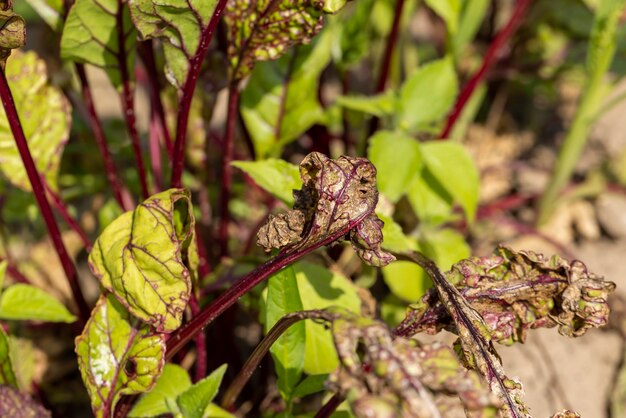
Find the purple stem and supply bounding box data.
[188,294,207,382]
[217,83,240,258]
[0,68,90,321]
[76,65,132,211]
[148,107,163,193]
[171,0,228,188]
[439,0,532,139]
[314,394,343,418]
[367,0,405,136]
[43,179,93,252]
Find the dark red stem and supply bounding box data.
[188,294,207,382]
[43,180,92,252]
[76,65,132,211]
[171,0,228,188]
[217,83,240,258]
[439,0,532,139]
[314,394,343,418]
[0,68,90,321]
[368,0,405,136]
[148,106,163,193]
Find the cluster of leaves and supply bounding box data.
[0,0,622,417]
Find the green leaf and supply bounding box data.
[0,327,17,387]
[60,0,136,89]
[201,403,236,418]
[424,0,461,35]
[232,159,302,206]
[89,189,195,332]
[335,91,396,117]
[0,261,6,296]
[129,364,191,418]
[240,31,331,159]
[24,0,63,31]
[330,0,376,69]
[397,57,458,133]
[419,227,470,271]
[292,374,327,398]
[294,262,361,374]
[406,168,454,226]
[128,0,219,88]
[367,130,421,202]
[265,267,305,403]
[382,261,428,303]
[453,0,489,55]
[76,294,165,418]
[420,141,479,221]
[0,284,76,323]
[177,364,228,418]
[378,213,417,253]
[0,50,71,192]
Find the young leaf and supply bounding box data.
[335,91,396,118]
[406,169,454,226]
[89,189,195,333]
[0,50,71,191]
[176,364,228,418]
[0,7,25,68]
[240,31,331,159]
[60,0,136,89]
[224,0,343,80]
[265,267,305,403]
[0,284,76,323]
[0,327,17,387]
[291,373,328,398]
[76,294,166,418]
[397,57,458,133]
[0,385,51,417]
[367,130,422,203]
[420,141,479,222]
[232,159,302,205]
[129,364,191,417]
[128,0,219,88]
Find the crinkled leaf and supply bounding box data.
[295,262,361,374]
[0,284,76,323]
[0,328,16,387]
[336,91,396,118]
[60,0,136,89]
[225,0,342,80]
[240,31,331,159]
[421,141,479,222]
[0,385,51,417]
[0,51,71,191]
[176,364,227,418]
[328,310,499,418]
[397,57,458,133]
[232,159,302,205]
[368,130,422,203]
[265,267,305,402]
[257,152,394,267]
[76,294,166,418]
[89,189,195,332]
[0,7,25,68]
[129,364,191,417]
[128,0,219,88]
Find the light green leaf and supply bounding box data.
[241,30,332,159]
[232,159,302,206]
[0,284,76,323]
[292,374,327,398]
[60,0,136,88]
[335,91,396,117]
[378,213,417,253]
[397,57,458,133]
[295,262,361,374]
[0,51,71,192]
[265,267,305,403]
[419,227,470,271]
[424,0,461,35]
[202,403,236,418]
[24,0,63,31]
[382,261,428,303]
[89,189,195,332]
[128,0,219,88]
[330,0,375,69]
[130,364,191,418]
[420,141,479,221]
[0,327,17,387]
[453,0,489,55]
[76,294,165,418]
[177,364,228,418]
[368,130,421,202]
[406,169,454,226]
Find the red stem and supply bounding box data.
[217,83,240,258]
[148,107,163,193]
[0,257,30,284]
[314,394,343,418]
[43,180,93,252]
[368,0,405,136]
[76,65,132,211]
[188,294,207,382]
[439,0,532,139]
[0,68,90,321]
[171,0,228,188]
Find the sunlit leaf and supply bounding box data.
[177,364,227,418]
[232,159,302,205]
[76,294,165,418]
[0,51,71,191]
[424,0,461,35]
[89,189,195,332]
[336,91,396,118]
[0,284,76,323]
[24,0,63,31]
[129,364,191,418]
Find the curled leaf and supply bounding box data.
[76,294,165,418]
[0,8,24,68]
[256,152,394,267]
[89,189,196,333]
